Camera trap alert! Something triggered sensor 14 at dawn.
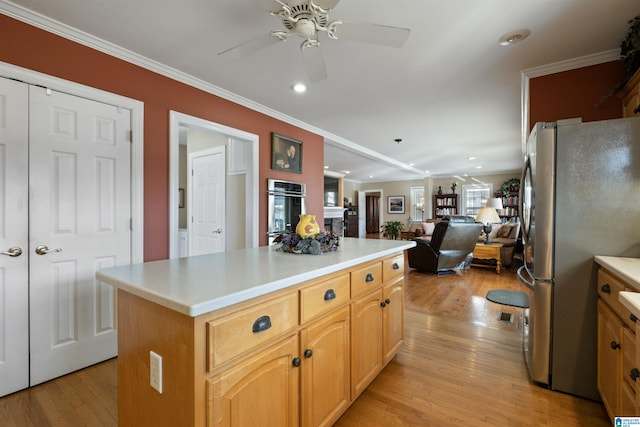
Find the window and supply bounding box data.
[410,186,424,222]
[461,184,493,216]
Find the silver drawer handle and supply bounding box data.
[35,245,62,255]
[2,247,23,257]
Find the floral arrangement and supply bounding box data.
[273,231,340,255]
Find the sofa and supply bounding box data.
[408,216,483,274]
[477,222,521,267]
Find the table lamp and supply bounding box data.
[476,198,503,244]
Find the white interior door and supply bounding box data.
[28,86,131,385]
[0,78,29,396]
[189,146,225,256]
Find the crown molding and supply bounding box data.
[522,49,620,78]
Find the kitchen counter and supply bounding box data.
[96,237,416,317]
[594,255,640,318]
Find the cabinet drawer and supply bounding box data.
[300,273,350,324]
[350,261,382,298]
[623,327,638,390]
[207,292,298,370]
[382,254,404,283]
[598,269,626,317]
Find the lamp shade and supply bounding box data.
[485,197,504,210]
[475,207,501,225]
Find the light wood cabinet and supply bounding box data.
[383,278,405,364]
[621,69,640,118]
[598,299,623,417]
[597,267,640,420]
[300,306,350,427]
[117,252,406,427]
[350,288,384,399]
[208,334,300,427]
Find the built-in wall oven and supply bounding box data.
[267,179,306,243]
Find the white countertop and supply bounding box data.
[96,237,415,317]
[594,256,640,289]
[594,256,640,318]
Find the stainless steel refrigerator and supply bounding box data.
[517,117,640,400]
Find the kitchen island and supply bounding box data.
[97,237,415,426]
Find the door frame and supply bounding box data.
[0,61,144,263]
[357,189,384,237]
[169,111,259,258]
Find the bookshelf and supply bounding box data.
[433,194,458,219]
[496,191,519,222]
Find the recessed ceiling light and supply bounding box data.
[343,170,350,174]
[291,83,307,93]
[468,156,477,161]
[499,29,531,46]
[324,165,329,169]
[476,165,483,169]
[369,175,374,178]
[408,162,415,167]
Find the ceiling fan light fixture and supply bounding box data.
[499,29,530,46]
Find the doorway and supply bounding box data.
[169,111,259,258]
[357,189,384,237]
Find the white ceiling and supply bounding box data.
[3,0,637,181]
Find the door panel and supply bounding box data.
[28,86,131,385]
[189,146,225,256]
[0,77,29,396]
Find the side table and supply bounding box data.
[471,242,504,274]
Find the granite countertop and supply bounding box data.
[594,256,640,318]
[96,237,415,317]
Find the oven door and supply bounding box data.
[267,193,306,241]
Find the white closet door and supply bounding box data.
[0,78,29,396]
[189,146,226,256]
[28,86,131,385]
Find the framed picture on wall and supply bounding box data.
[271,132,302,174]
[388,196,405,214]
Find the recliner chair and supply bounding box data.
[408,216,483,274]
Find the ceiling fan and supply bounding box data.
[218,0,410,82]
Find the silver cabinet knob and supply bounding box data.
[35,245,62,255]
[1,247,23,257]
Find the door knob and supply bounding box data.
[212,228,223,234]
[1,247,23,257]
[35,245,62,255]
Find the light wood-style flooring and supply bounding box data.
[0,264,609,426]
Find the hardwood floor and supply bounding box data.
[0,264,609,426]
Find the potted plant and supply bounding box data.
[599,15,640,104]
[382,221,404,240]
[500,178,520,197]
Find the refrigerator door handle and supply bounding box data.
[517,265,534,290]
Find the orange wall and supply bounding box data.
[529,61,624,130]
[0,15,324,260]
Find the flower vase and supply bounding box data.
[296,214,320,238]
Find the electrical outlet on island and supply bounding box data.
[150,351,163,394]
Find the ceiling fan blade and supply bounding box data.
[251,0,285,12]
[301,40,327,82]
[313,0,341,10]
[218,32,288,60]
[331,20,410,47]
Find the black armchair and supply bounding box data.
[407,216,483,274]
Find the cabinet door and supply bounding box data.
[207,335,299,427]
[598,300,623,418]
[300,306,350,427]
[382,280,404,364]
[350,289,383,399]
